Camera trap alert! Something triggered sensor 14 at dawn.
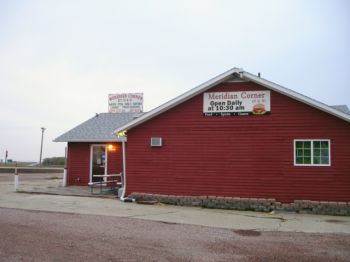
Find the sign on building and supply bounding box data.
[203,91,270,116]
[108,93,143,113]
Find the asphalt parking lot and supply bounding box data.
[1,207,350,262]
[0,172,350,261]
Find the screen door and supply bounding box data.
[91,145,107,182]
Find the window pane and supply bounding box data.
[296,141,303,148]
[304,157,311,164]
[321,157,329,165]
[296,149,303,157]
[296,157,303,164]
[321,149,329,157]
[313,157,321,164]
[321,141,329,148]
[304,149,311,157]
[303,142,311,149]
[313,141,321,149]
[314,149,321,156]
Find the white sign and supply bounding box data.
[108,93,143,113]
[203,91,270,116]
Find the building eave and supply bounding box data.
[115,68,350,134]
[115,67,242,133]
[53,137,126,143]
[241,72,350,123]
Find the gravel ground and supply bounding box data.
[1,208,349,262]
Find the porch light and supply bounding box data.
[108,144,116,151]
[118,130,126,137]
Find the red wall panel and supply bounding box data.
[107,143,123,175]
[125,82,350,203]
[67,142,123,186]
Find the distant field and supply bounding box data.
[0,162,37,167]
[0,172,62,182]
[0,166,63,174]
[0,161,64,169]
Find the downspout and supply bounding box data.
[120,140,127,200]
[120,139,134,202]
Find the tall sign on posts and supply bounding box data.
[108,93,143,113]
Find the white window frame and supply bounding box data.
[293,139,331,167]
[150,137,162,147]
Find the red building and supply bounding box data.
[56,68,350,204]
[55,113,133,186]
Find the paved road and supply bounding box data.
[1,208,350,262]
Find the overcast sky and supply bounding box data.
[0,0,349,162]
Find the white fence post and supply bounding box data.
[62,168,67,187]
[62,146,68,187]
[14,167,19,191]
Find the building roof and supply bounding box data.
[330,105,350,114]
[54,113,137,142]
[115,68,350,134]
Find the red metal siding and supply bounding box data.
[67,142,90,185]
[125,82,350,203]
[67,142,123,186]
[107,143,123,175]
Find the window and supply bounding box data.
[151,137,162,147]
[294,140,330,166]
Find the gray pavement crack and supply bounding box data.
[234,213,287,222]
[125,211,178,218]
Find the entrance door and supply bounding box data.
[91,145,107,182]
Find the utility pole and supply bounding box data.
[39,127,46,166]
[5,150,8,165]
